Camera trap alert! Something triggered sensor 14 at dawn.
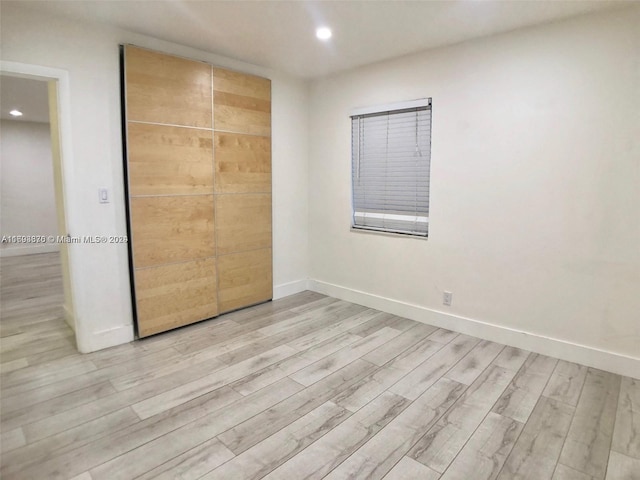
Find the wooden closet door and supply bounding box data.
[124,46,218,337]
[213,68,273,313]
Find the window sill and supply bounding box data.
[349,226,428,240]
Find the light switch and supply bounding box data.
[99,188,109,204]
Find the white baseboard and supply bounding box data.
[75,280,310,354]
[308,279,640,380]
[76,324,134,354]
[273,278,309,300]
[0,245,59,257]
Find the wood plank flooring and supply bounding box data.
[1,253,638,480]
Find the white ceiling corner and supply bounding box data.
[1,1,629,122]
[3,0,628,79]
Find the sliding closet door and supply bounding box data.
[123,46,273,336]
[214,69,272,313]
[124,46,217,337]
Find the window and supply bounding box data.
[351,98,432,237]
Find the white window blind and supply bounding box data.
[351,98,432,237]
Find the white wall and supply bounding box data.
[0,5,309,352]
[1,119,59,256]
[308,7,640,376]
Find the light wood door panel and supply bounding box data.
[123,47,273,336]
[215,103,271,136]
[125,46,212,128]
[128,122,214,196]
[214,132,271,194]
[218,248,272,313]
[216,194,272,255]
[135,258,217,337]
[214,104,271,137]
[213,68,270,101]
[131,195,215,268]
[214,68,271,136]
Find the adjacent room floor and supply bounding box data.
[1,253,638,480]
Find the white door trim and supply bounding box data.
[1,61,82,345]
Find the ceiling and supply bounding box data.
[0,76,50,123]
[6,0,628,79]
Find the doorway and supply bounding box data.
[0,68,78,361]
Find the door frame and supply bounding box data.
[1,61,80,343]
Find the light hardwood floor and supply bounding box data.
[1,253,638,480]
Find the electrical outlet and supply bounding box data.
[443,291,453,306]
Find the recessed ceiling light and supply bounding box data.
[316,27,332,41]
[9,109,23,117]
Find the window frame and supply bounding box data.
[350,98,432,238]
